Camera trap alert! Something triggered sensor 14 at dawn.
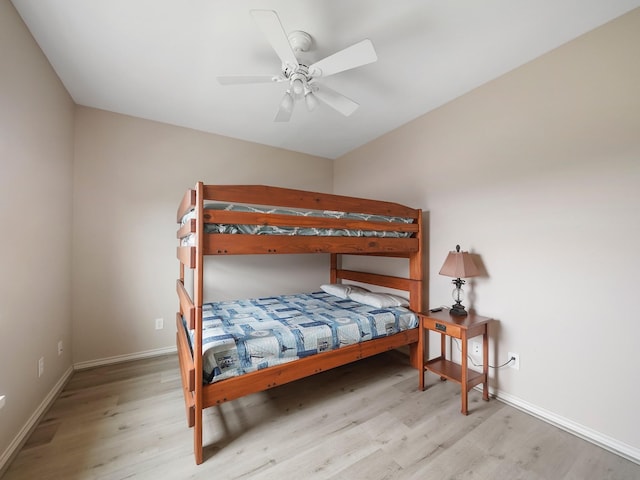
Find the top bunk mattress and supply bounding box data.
[180,202,414,245]
[183,290,418,384]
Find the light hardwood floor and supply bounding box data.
[3,352,638,479]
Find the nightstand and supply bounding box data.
[418,309,492,415]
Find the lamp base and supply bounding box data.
[450,304,468,316]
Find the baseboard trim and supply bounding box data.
[73,345,177,370]
[0,365,74,477]
[491,388,640,465]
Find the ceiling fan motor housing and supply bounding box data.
[285,65,311,96]
[287,30,312,53]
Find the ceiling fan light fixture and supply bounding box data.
[304,90,318,111]
[280,90,294,113]
[291,77,305,95]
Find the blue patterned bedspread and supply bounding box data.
[185,291,418,384]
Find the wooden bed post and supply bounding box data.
[193,182,205,464]
[330,253,338,284]
[409,210,424,310]
[408,210,424,370]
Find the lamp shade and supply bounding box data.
[439,245,480,279]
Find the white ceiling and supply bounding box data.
[12,0,640,159]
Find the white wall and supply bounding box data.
[72,107,334,364]
[0,0,75,468]
[335,9,640,459]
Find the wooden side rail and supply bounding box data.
[177,280,195,330]
[202,184,419,219]
[175,313,196,392]
[202,329,418,407]
[202,235,418,255]
[177,246,196,268]
[336,269,418,292]
[177,219,196,239]
[176,314,195,427]
[177,188,196,222]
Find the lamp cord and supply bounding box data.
[451,338,515,369]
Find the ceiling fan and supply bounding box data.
[217,10,378,122]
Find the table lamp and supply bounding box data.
[439,244,480,316]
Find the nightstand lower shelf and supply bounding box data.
[425,357,485,389]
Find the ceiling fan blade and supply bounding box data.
[274,91,294,122]
[217,74,284,85]
[251,10,299,70]
[308,39,377,78]
[312,85,359,117]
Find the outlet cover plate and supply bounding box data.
[508,352,520,370]
[155,318,164,330]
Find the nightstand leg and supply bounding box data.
[440,332,447,381]
[482,326,489,401]
[418,320,425,391]
[461,331,468,415]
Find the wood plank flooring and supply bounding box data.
[3,352,638,479]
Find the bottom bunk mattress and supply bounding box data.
[183,291,418,384]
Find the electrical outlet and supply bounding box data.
[58,340,63,356]
[155,318,164,330]
[508,352,520,370]
[0,395,6,411]
[38,357,45,377]
[472,341,481,355]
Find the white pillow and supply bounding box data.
[348,291,409,308]
[320,283,370,300]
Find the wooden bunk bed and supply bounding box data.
[176,182,424,464]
